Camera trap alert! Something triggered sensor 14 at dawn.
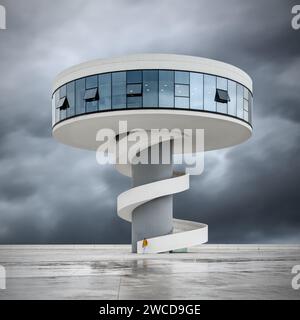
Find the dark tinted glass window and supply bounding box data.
[86,75,98,89]
[243,88,249,121]
[66,81,75,117]
[52,94,56,126]
[75,78,85,115]
[215,89,230,103]
[86,100,98,112]
[216,78,227,114]
[228,80,236,116]
[175,71,189,84]
[127,96,142,108]
[175,84,189,97]
[190,72,203,110]
[60,85,66,98]
[127,70,142,83]
[248,93,253,124]
[175,97,189,109]
[143,70,158,108]
[59,86,67,120]
[57,96,69,109]
[59,102,67,119]
[55,70,252,126]
[243,87,249,100]
[55,91,60,123]
[99,73,111,110]
[159,71,174,107]
[217,77,227,90]
[86,76,98,113]
[84,88,99,101]
[127,84,142,96]
[237,84,244,119]
[243,91,249,122]
[85,88,98,112]
[204,75,216,112]
[243,98,249,111]
[112,72,126,109]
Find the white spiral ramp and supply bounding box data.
[115,132,208,254]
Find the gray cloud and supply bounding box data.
[0,0,299,244]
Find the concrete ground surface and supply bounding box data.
[0,244,299,300]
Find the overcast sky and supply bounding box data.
[0,0,299,244]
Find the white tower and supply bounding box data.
[52,54,253,253]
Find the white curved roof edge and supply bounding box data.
[53,53,253,94]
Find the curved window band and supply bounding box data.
[52,70,253,127]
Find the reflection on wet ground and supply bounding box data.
[0,245,299,299]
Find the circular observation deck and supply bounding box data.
[52,54,253,151]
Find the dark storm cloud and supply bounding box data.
[0,0,299,244]
[176,117,300,243]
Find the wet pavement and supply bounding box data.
[0,245,299,300]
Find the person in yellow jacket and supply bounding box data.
[142,238,148,254]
